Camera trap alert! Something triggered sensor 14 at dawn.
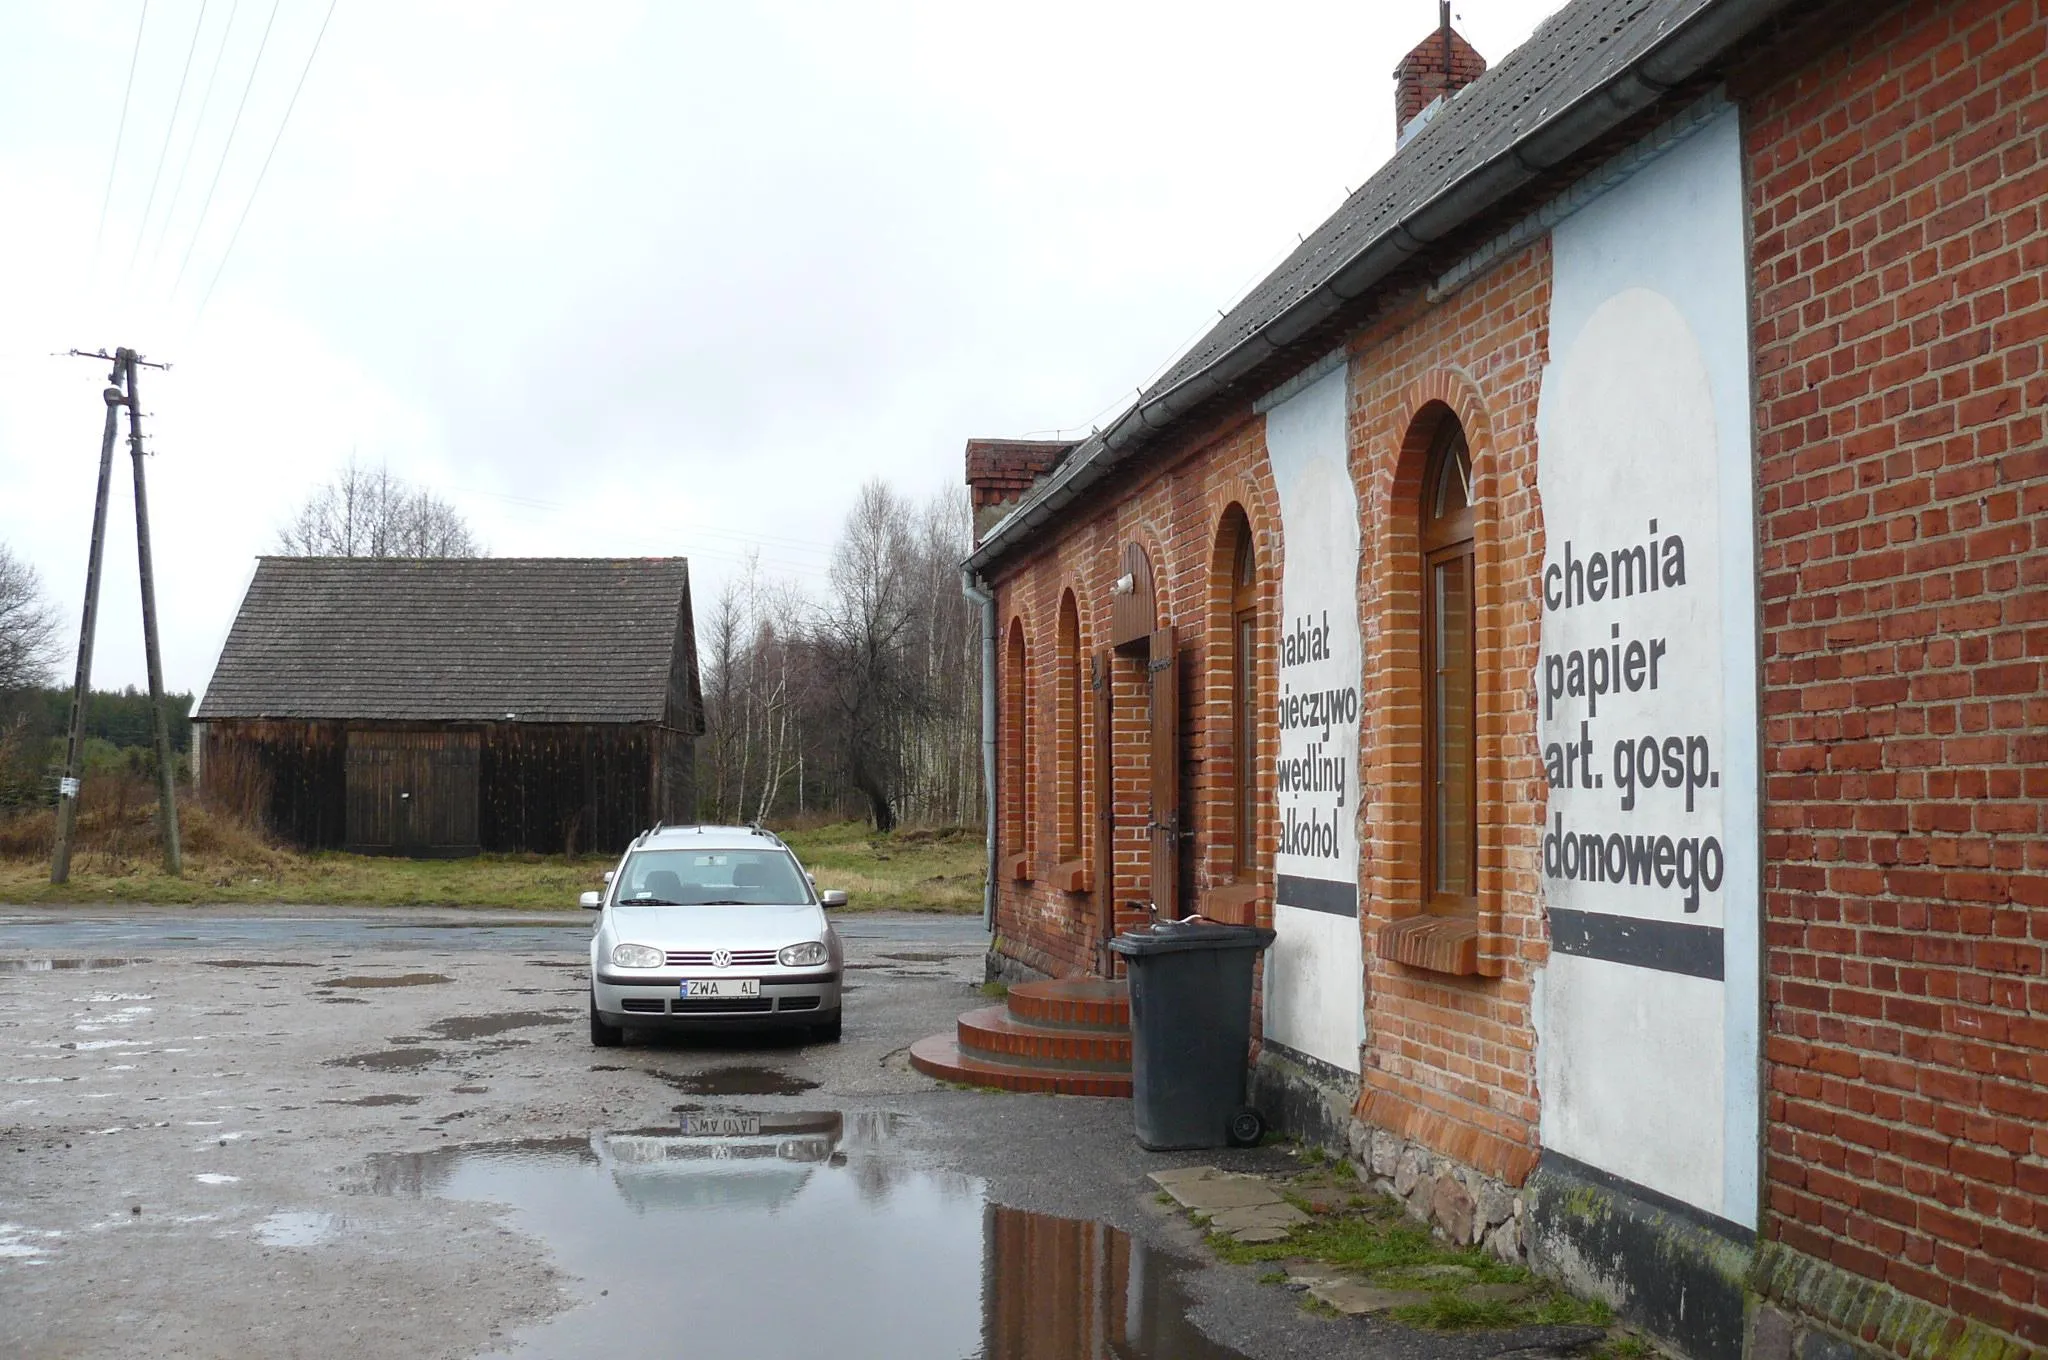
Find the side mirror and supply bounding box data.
[820,890,848,909]
[579,891,602,910]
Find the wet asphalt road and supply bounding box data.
[1,908,1592,1360]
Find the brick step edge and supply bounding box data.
[957,1006,1133,1068]
[908,1033,1133,1098]
[1004,979,1131,1030]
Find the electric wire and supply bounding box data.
[148,0,241,276]
[126,0,210,284]
[92,0,152,265]
[170,0,283,298]
[195,0,340,320]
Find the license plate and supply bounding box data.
[680,1114,761,1136]
[678,978,760,998]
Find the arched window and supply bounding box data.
[1056,591,1083,862]
[1004,618,1028,858]
[1226,512,1259,881]
[1422,416,1475,911]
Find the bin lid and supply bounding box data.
[1108,921,1278,956]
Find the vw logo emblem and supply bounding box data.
[711,949,732,969]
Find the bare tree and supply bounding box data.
[276,458,482,558]
[0,544,59,693]
[817,481,925,832]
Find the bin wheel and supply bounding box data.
[1227,1106,1265,1147]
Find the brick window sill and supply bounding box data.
[1376,914,1480,976]
[1202,883,1260,925]
[1050,859,1091,895]
[1002,852,1032,883]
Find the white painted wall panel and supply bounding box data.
[1262,367,1364,1074]
[1533,106,1759,1228]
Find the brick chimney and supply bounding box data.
[965,438,1074,545]
[1394,3,1486,145]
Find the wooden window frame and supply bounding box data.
[1379,414,1483,975]
[1421,420,1476,916]
[1230,530,1259,883]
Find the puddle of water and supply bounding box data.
[0,958,135,973]
[322,1094,422,1107]
[651,1065,820,1097]
[199,960,319,969]
[323,1048,441,1071]
[424,1011,565,1041]
[254,1210,344,1247]
[357,1114,1241,1359]
[323,973,453,989]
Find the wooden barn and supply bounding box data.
[194,556,702,856]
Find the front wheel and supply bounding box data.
[812,1013,843,1043]
[1226,1106,1265,1147]
[590,992,623,1048]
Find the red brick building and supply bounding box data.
[958,3,2046,1359]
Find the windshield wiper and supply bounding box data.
[623,897,683,906]
[696,899,748,906]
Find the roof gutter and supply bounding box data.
[965,0,1793,575]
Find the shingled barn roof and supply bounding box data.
[195,557,699,726]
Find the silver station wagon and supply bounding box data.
[585,825,846,1045]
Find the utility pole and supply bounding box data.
[50,348,182,883]
[50,371,126,885]
[120,349,183,876]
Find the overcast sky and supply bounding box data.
[0,1,1565,697]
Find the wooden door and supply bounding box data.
[345,729,480,856]
[1147,627,1179,920]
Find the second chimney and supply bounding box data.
[1395,3,1487,145]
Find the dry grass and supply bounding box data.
[0,779,984,912]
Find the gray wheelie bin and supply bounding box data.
[1109,921,1277,1151]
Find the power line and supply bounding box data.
[148,0,240,277]
[126,0,210,284]
[170,0,282,298]
[195,0,339,320]
[92,0,152,265]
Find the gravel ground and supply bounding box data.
[1,908,1597,1360]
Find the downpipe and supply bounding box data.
[961,570,999,932]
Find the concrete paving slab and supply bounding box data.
[1207,1202,1310,1233]
[1231,1227,1292,1244]
[1146,1165,1222,1189]
[1166,1176,1287,1212]
[1309,1281,1434,1315]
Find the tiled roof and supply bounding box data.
[194,557,697,725]
[1149,0,1709,397]
[968,0,1786,569]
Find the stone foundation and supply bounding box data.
[1342,1117,1527,1263]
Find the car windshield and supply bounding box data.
[612,848,811,906]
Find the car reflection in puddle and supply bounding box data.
[359,1111,1243,1359]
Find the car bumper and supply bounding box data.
[592,970,842,1027]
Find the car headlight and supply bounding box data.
[778,941,828,968]
[610,942,663,969]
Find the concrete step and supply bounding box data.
[1004,977,1130,1030]
[955,1005,1131,1069]
[908,1033,1134,1098]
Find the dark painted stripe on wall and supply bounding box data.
[1276,874,1358,917]
[1549,907,1723,980]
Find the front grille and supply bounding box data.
[665,949,779,967]
[778,996,820,1012]
[621,998,666,1013]
[671,997,774,1014]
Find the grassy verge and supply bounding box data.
[1189,1161,1613,1333]
[0,791,984,911]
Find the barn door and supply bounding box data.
[345,730,479,856]
[1147,626,1179,920]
